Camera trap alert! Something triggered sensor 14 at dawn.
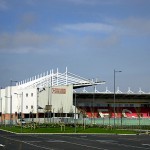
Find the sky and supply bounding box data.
[0,0,150,93]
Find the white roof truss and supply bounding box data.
[17,68,105,89]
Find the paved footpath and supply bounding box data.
[0,130,150,150]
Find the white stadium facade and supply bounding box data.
[0,68,150,125]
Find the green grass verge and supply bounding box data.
[0,126,137,134]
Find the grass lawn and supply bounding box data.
[0,125,138,134]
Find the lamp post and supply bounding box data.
[114,70,122,127]
[0,98,2,125]
[93,86,95,124]
[0,87,2,125]
[37,87,45,123]
[47,86,51,123]
[14,92,23,133]
[37,88,39,123]
[10,80,18,126]
[74,93,77,133]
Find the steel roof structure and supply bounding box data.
[17,68,105,89]
[74,93,150,100]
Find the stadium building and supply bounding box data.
[0,68,150,125]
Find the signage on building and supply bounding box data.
[52,88,66,94]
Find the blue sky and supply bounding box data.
[0,0,150,93]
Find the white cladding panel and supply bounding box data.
[52,85,73,113]
[0,86,19,114]
[38,85,73,113]
[11,87,37,114]
[0,89,5,114]
[0,85,73,115]
[4,87,10,113]
[20,88,37,114]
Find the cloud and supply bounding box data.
[82,35,120,51]
[3,17,149,55]
[0,0,8,10]
[112,17,150,36]
[55,23,114,33]
[64,0,98,5]
[0,30,120,54]
[18,12,37,30]
[64,0,120,5]
[0,32,52,53]
[0,31,83,54]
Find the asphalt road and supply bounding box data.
[0,130,150,150]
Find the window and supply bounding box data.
[130,104,134,107]
[26,93,28,97]
[26,106,28,109]
[31,93,33,97]
[31,105,33,109]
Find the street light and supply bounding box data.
[0,87,2,125]
[0,98,2,125]
[114,69,122,127]
[37,87,45,123]
[74,93,77,133]
[14,92,23,133]
[10,80,18,126]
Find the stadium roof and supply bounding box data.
[17,68,105,89]
[73,93,150,102]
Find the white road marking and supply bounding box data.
[0,135,53,150]
[47,140,65,142]
[96,139,150,149]
[25,141,41,143]
[22,141,54,150]
[0,144,5,147]
[64,141,108,150]
[80,136,87,138]
[96,140,117,143]
[29,135,108,150]
[142,144,150,146]
[56,135,150,150]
